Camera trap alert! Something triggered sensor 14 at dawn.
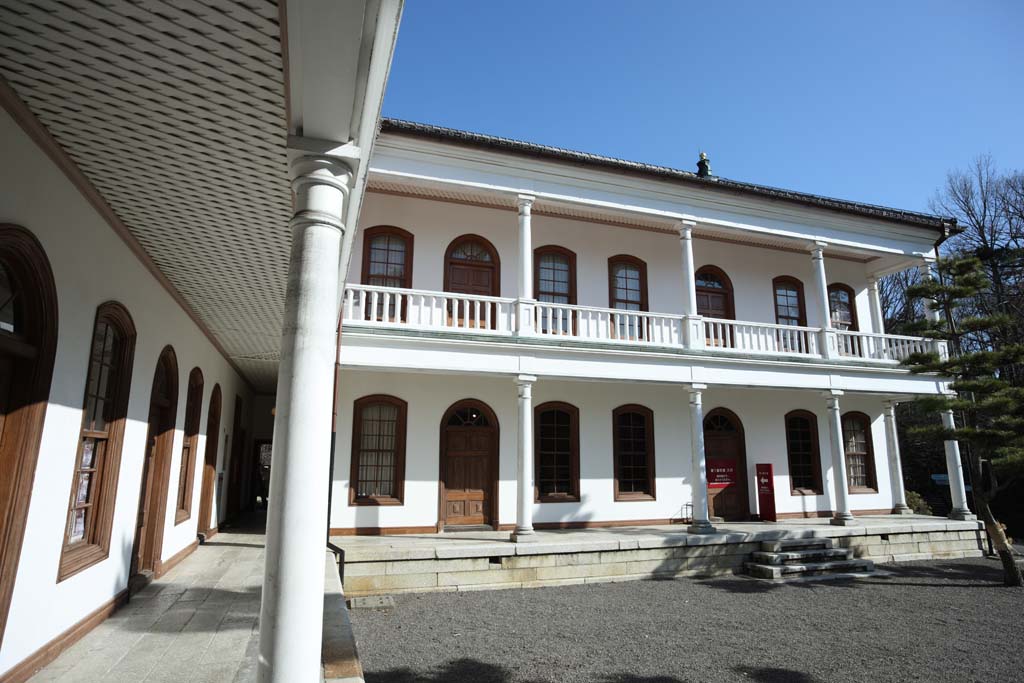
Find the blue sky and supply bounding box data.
[381,1,1023,215]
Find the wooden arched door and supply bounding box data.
[132,346,179,578]
[703,408,749,521]
[440,400,499,529]
[197,383,222,538]
[696,266,735,347]
[0,225,58,647]
[444,235,500,328]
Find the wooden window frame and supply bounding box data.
[0,225,58,647]
[827,283,859,331]
[443,234,501,296]
[174,367,204,524]
[607,255,649,311]
[361,225,414,290]
[197,383,222,537]
[349,394,408,506]
[534,245,577,305]
[58,302,137,580]
[784,409,824,495]
[534,401,580,503]
[695,264,736,320]
[612,404,656,501]
[841,411,878,493]
[772,276,808,327]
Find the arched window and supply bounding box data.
[535,402,580,502]
[695,265,734,320]
[773,276,807,327]
[0,225,58,645]
[60,302,137,579]
[534,246,576,334]
[612,404,656,500]
[784,410,823,494]
[350,395,407,505]
[362,226,413,321]
[608,255,648,340]
[444,234,500,296]
[828,284,858,331]
[174,368,204,523]
[842,412,877,492]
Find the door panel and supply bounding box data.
[442,426,494,526]
[704,414,749,521]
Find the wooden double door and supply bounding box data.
[440,401,498,528]
[704,408,749,521]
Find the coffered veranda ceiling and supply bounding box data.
[0,0,293,390]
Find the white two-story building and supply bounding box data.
[330,119,973,539]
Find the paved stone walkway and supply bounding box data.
[31,521,265,683]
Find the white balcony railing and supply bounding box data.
[703,318,820,356]
[341,284,940,366]
[532,301,683,346]
[342,284,516,334]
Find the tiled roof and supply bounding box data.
[380,118,954,235]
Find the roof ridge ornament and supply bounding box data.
[696,151,712,178]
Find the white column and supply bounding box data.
[867,276,885,334]
[687,384,716,534]
[940,409,976,520]
[513,374,538,542]
[515,194,535,335]
[825,391,856,526]
[678,219,703,350]
[810,242,839,359]
[883,401,912,514]
[259,156,351,683]
[917,261,942,323]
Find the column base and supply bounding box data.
[511,529,538,543]
[949,509,977,521]
[891,504,914,515]
[687,520,717,535]
[830,513,858,526]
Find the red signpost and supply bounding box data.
[756,463,776,522]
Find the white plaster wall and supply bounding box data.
[0,110,251,674]
[354,193,880,333]
[332,370,896,530]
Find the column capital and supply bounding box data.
[516,194,535,212]
[516,374,537,386]
[688,383,706,402]
[677,219,697,237]
[288,155,354,192]
[808,240,827,257]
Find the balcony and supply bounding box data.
[341,284,941,366]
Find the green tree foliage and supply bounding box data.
[903,253,1023,586]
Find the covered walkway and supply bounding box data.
[30,520,265,683]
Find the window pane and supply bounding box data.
[775,284,802,326]
[69,509,86,543]
[367,234,407,289]
[538,253,570,302]
[0,260,16,334]
[786,415,818,490]
[356,402,400,498]
[696,271,724,289]
[616,411,651,495]
[830,289,853,330]
[538,409,574,496]
[842,415,870,488]
[451,241,491,262]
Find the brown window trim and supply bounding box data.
[443,234,501,296]
[785,409,824,495]
[534,245,577,304]
[841,411,878,494]
[349,394,407,506]
[58,302,138,580]
[694,264,736,320]
[361,225,414,289]
[827,283,859,331]
[0,225,58,647]
[772,275,808,326]
[174,368,204,525]
[612,404,656,502]
[607,255,649,311]
[534,401,580,503]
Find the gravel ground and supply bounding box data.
[349,556,1024,683]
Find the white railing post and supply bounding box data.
[810,242,839,360]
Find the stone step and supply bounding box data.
[745,558,874,580]
[750,548,852,565]
[760,537,835,553]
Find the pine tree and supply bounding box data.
[903,255,1024,587]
